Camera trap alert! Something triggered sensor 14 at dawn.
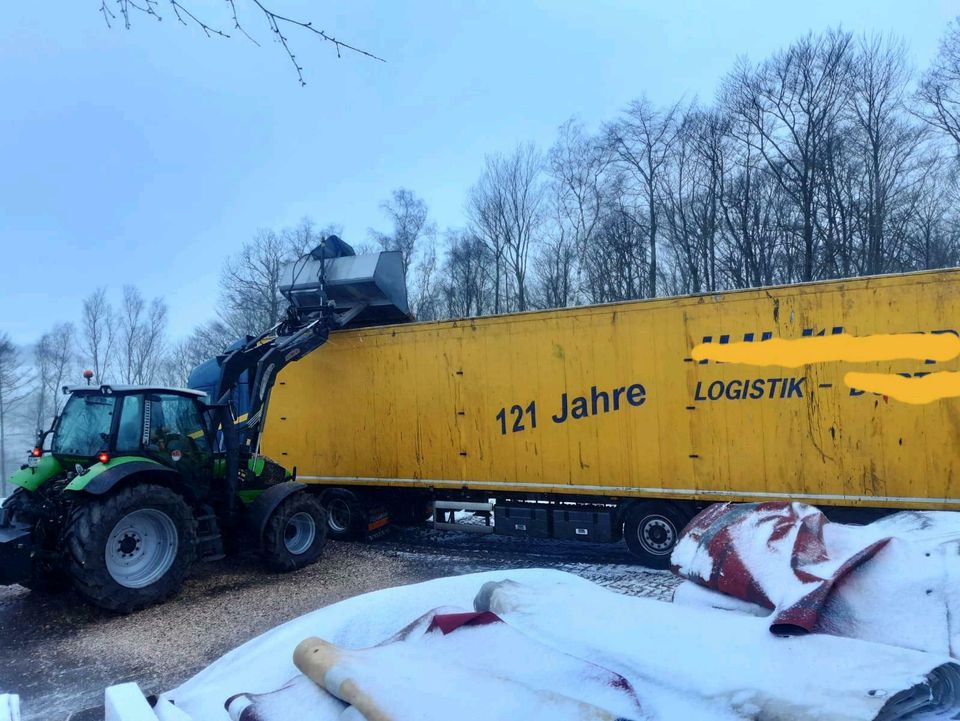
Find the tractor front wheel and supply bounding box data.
[261,492,328,572]
[64,484,197,613]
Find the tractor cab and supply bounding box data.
[50,386,215,493]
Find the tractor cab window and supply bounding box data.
[51,394,117,457]
[146,394,211,455]
[116,394,144,452]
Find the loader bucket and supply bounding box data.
[280,242,411,328]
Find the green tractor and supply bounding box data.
[0,238,409,612]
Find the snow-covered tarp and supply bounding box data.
[156,568,960,721]
[672,503,960,657]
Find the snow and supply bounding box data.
[670,530,714,581]
[105,684,155,721]
[0,695,19,721]
[672,580,771,617]
[156,568,960,721]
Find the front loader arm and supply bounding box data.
[191,236,409,512]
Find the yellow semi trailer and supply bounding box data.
[261,268,960,566]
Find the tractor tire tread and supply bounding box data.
[63,483,197,613]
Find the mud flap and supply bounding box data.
[365,506,392,540]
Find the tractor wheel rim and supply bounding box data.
[105,509,179,589]
[284,512,316,555]
[638,515,676,555]
[327,499,351,533]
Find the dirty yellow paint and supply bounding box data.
[262,269,960,510]
[691,332,960,366]
[845,371,960,404]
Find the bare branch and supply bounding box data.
[96,0,383,85]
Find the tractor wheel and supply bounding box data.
[261,492,328,572]
[64,484,197,613]
[622,501,690,569]
[321,488,366,541]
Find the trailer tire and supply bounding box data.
[261,492,328,572]
[63,484,197,613]
[623,501,689,569]
[321,489,366,541]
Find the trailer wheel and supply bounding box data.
[623,502,689,569]
[63,484,197,613]
[321,489,366,541]
[261,492,328,572]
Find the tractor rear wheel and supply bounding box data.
[261,492,328,572]
[64,484,197,613]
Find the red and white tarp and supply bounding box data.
[672,502,960,657]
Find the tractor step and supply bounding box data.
[195,510,225,561]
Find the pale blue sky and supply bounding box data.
[1,1,956,345]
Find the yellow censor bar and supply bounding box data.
[691,332,960,367]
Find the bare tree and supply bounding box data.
[217,219,339,339]
[468,165,508,314]
[660,106,728,294]
[219,229,296,337]
[80,287,117,384]
[726,30,854,282]
[917,18,960,154]
[96,1,384,85]
[34,323,77,432]
[606,97,683,297]
[907,159,960,269]
[370,189,433,275]
[0,335,32,494]
[715,98,785,289]
[409,239,442,321]
[441,230,493,318]
[533,236,576,308]
[547,118,610,306]
[280,217,331,258]
[586,179,650,303]
[163,319,235,387]
[468,144,545,312]
[118,286,168,385]
[848,34,928,274]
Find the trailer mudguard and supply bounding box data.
[246,480,307,544]
[7,455,63,492]
[64,456,180,495]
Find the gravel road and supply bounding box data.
[0,526,678,721]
